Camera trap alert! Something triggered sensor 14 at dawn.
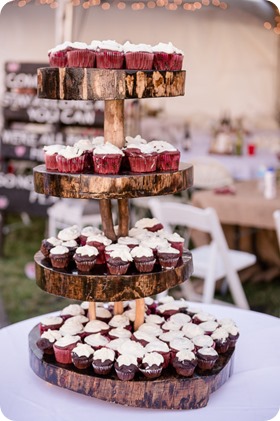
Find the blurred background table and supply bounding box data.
[191,180,280,281]
[0,304,280,421]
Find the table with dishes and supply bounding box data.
[0,303,280,421]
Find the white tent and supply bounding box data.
[0,0,279,129]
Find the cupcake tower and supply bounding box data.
[30,44,234,409]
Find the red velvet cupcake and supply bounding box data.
[152,42,184,71]
[211,327,230,354]
[95,40,124,69]
[57,225,81,244]
[71,343,94,369]
[131,246,156,273]
[67,42,95,68]
[39,316,63,334]
[144,339,170,369]
[92,348,116,375]
[48,41,73,67]
[165,232,185,256]
[79,226,103,246]
[60,304,85,321]
[49,245,71,269]
[134,217,164,233]
[139,352,164,379]
[40,236,62,259]
[123,41,154,70]
[73,245,99,272]
[53,334,81,364]
[114,354,138,381]
[196,346,219,371]
[106,247,133,275]
[56,146,86,173]
[36,330,62,355]
[92,142,124,175]
[157,245,180,269]
[73,138,95,172]
[43,144,66,171]
[172,349,197,377]
[125,143,157,173]
[86,234,112,264]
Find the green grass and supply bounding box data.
[0,214,279,324]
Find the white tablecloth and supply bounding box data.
[0,303,280,421]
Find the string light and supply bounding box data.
[117,1,126,9]
[101,1,110,9]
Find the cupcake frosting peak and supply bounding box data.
[152,41,184,55]
[99,40,123,52]
[123,41,153,53]
[75,245,98,257]
[93,142,124,156]
[131,245,154,258]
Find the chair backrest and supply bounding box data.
[148,198,229,252]
[273,210,280,251]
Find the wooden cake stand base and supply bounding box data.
[29,325,234,410]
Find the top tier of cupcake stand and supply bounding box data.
[30,68,234,410]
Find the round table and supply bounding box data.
[0,303,279,421]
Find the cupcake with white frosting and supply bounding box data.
[144,339,170,368]
[131,245,156,273]
[57,225,81,243]
[165,232,185,256]
[79,226,103,246]
[114,354,138,381]
[73,245,99,272]
[172,349,197,377]
[67,42,95,68]
[36,329,62,355]
[157,245,180,269]
[139,352,164,379]
[40,236,62,259]
[92,348,116,375]
[86,233,112,264]
[106,246,133,275]
[71,343,94,369]
[93,142,124,175]
[56,145,86,173]
[134,217,164,233]
[49,245,71,269]
[150,140,180,172]
[125,143,158,174]
[211,327,230,354]
[196,346,219,371]
[152,41,184,71]
[123,41,154,70]
[84,333,110,350]
[48,41,73,67]
[43,144,66,171]
[95,39,124,69]
[74,138,95,171]
[84,320,110,337]
[60,303,85,321]
[53,334,81,364]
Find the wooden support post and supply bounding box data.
[104,100,124,148]
[88,302,96,321]
[134,298,145,331]
[117,198,129,238]
[99,199,117,242]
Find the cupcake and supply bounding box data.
[168,312,191,327]
[39,315,63,334]
[53,334,81,364]
[56,146,86,173]
[104,244,130,261]
[157,245,180,269]
[192,334,215,351]
[139,352,164,379]
[134,217,164,233]
[36,329,62,355]
[211,327,230,354]
[172,349,197,377]
[61,239,78,259]
[67,42,95,68]
[114,354,138,381]
[150,140,180,172]
[71,343,94,369]
[84,333,110,350]
[196,346,219,371]
[92,348,116,375]
[223,324,240,348]
[57,225,81,244]
[138,323,163,337]
[118,339,145,362]
[192,312,216,325]
[95,306,112,323]
[108,314,131,330]
[152,42,184,71]
[108,327,132,340]
[59,321,84,338]
[73,138,95,171]
[79,226,103,246]
[140,236,169,259]
[145,339,170,368]
[165,232,185,256]
[49,245,71,269]
[60,304,85,321]
[156,302,181,319]
[117,236,139,250]
[131,246,156,273]
[169,337,195,362]
[92,142,124,175]
[73,245,99,272]
[131,331,156,347]
[106,337,128,352]
[40,236,62,259]
[182,323,204,340]
[125,143,157,173]
[123,41,154,70]
[84,320,110,337]
[199,321,219,336]
[43,144,66,171]
[64,314,89,326]
[106,247,133,275]
[95,39,124,69]
[144,314,165,326]
[48,41,73,67]
[159,330,184,344]
[86,233,112,264]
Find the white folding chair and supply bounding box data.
[47,199,102,237]
[148,198,257,310]
[273,210,280,251]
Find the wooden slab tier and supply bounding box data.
[37,68,186,101]
[29,325,234,410]
[33,163,193,199]
[34,250,193,302]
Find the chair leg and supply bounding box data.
[226,270,250,310]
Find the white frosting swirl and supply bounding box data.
[116,354,138,367]
[176,349,196,362]
[118,339,145,358]
[58,225,80,241]
[109,314,130,328]
[72,343,93,357]
[57,145,84,159]
[159,330,184,342]
[84,333,109,347]
[41,316,63,326]
[211,327,229,342]
[135,218,161,229]
[125,135,147,145]
[182,323,204,339]
[61,304,84,316]
[109,328,132,339]
[50,245,69,256]
[86,234,112,246]
[123,41,153,53]
[131,245,154,259]
[93,142,124,156]
[152,41,184,55]
[192,335,214,348]
[84,320,109,333]
[99,39,123,52]
[75,245,98,257]
[145,339,170,353]
[198,346,218,357]
[94,347,115,362]
[54,334,80,347]
[81,226,102,237]
[44,144,66,155]
[117,236,139,246]
[169,313,191,326]
[138,323,163,337]
[41,330,62,343]
[170,337,194,351]
[74,139,95,151]
[48,41,73,54]
[142,352,164,366]
[59,322,84,336]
